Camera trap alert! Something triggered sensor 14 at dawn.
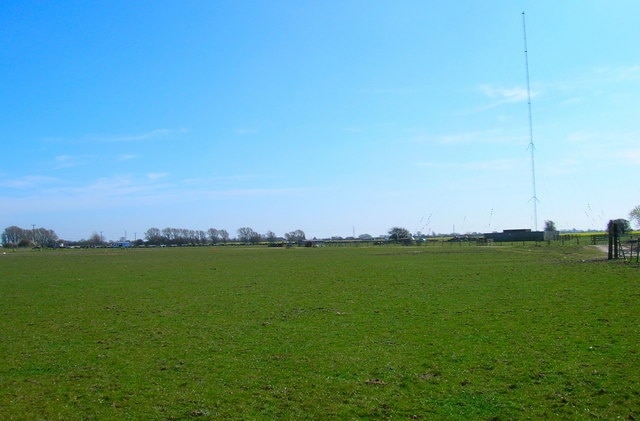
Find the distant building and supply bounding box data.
[483,229,544,242]
[112,241,132,248]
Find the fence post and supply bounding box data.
[607,220,614,260]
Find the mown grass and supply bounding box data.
[1,244,638,420]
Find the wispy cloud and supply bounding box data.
[437,130,517,145]
[55,155,80,169]
[205,187,315,198]
[407,129,524,145]
[146,172,169,181]
[477,84,533,109]
[565,131,595,144]
[616,148,640,165]
[560,130,640,170]
[234,128,259,135]
[546,158,581,175]
[363,87,413,95]
[95,128,188,143]
[1,171,312,213]
[565,130,639,146]
[417,158,521,171]
[593,64,640,83]
[44,128,188,144]
[118,154,137,161]
[182,174,258,186]
[54,153,139,168]
[472,66,638,113]
[560,97,583,106]
[538,64,640,104]
[0,174,174,213]
[48,175,159,197]
[1,175,59,189]
[53,154,94,169]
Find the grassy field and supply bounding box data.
[1,244,638,420]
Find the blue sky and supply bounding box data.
[2,1,639,241]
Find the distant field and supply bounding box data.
[1,244,638,420]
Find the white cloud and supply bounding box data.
[407,129,523,145]
[146,172,168,180]
[205,187,315,198]
[536,64,640,105]
[560,97,583,106]
[55,155,73,163]
[22,174,173,202]
[118,154,137,161]
[565,130,639,146]
[478,84,533,104]
[1,175,59,189]
[53,154,93,169]
[45,128,189,144]
[616,148,640,165]
[545,158,581,175]
[417,158,521,171]
[363,87,413,95]
[1,171,313,216]
[101,128,188,143]
[54,155,77,169]
[0,174,169,213]
[593,64,640,83]
[438,130,515,145]
[234,128,259,135]
[458,84,538,114]
[565,131,595,144]
[57,175,144,196]
[182,174,258,186]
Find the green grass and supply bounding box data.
[1,244,639,420]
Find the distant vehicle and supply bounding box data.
[112,241,132,248]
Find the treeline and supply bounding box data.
[143,227,306,245]
[1,225,307,248]
[144,227,229,246]
[1,226,59,248]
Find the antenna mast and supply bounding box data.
[522,11,538,231]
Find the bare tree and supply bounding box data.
[208,228,221,244]
[630,205,640,229]
[88,232,103,247]
[265,230,278,243]
[162,227,174,243]
[2,226,24,245]
[237,227,261,244]
[196,230,207,244]
[145,227,163,245]
[285,229,306,243]
[2,225,58,247]
[39,228,58,247]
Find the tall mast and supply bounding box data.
[522,11,538,231]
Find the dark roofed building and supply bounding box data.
[483,229,544,243]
